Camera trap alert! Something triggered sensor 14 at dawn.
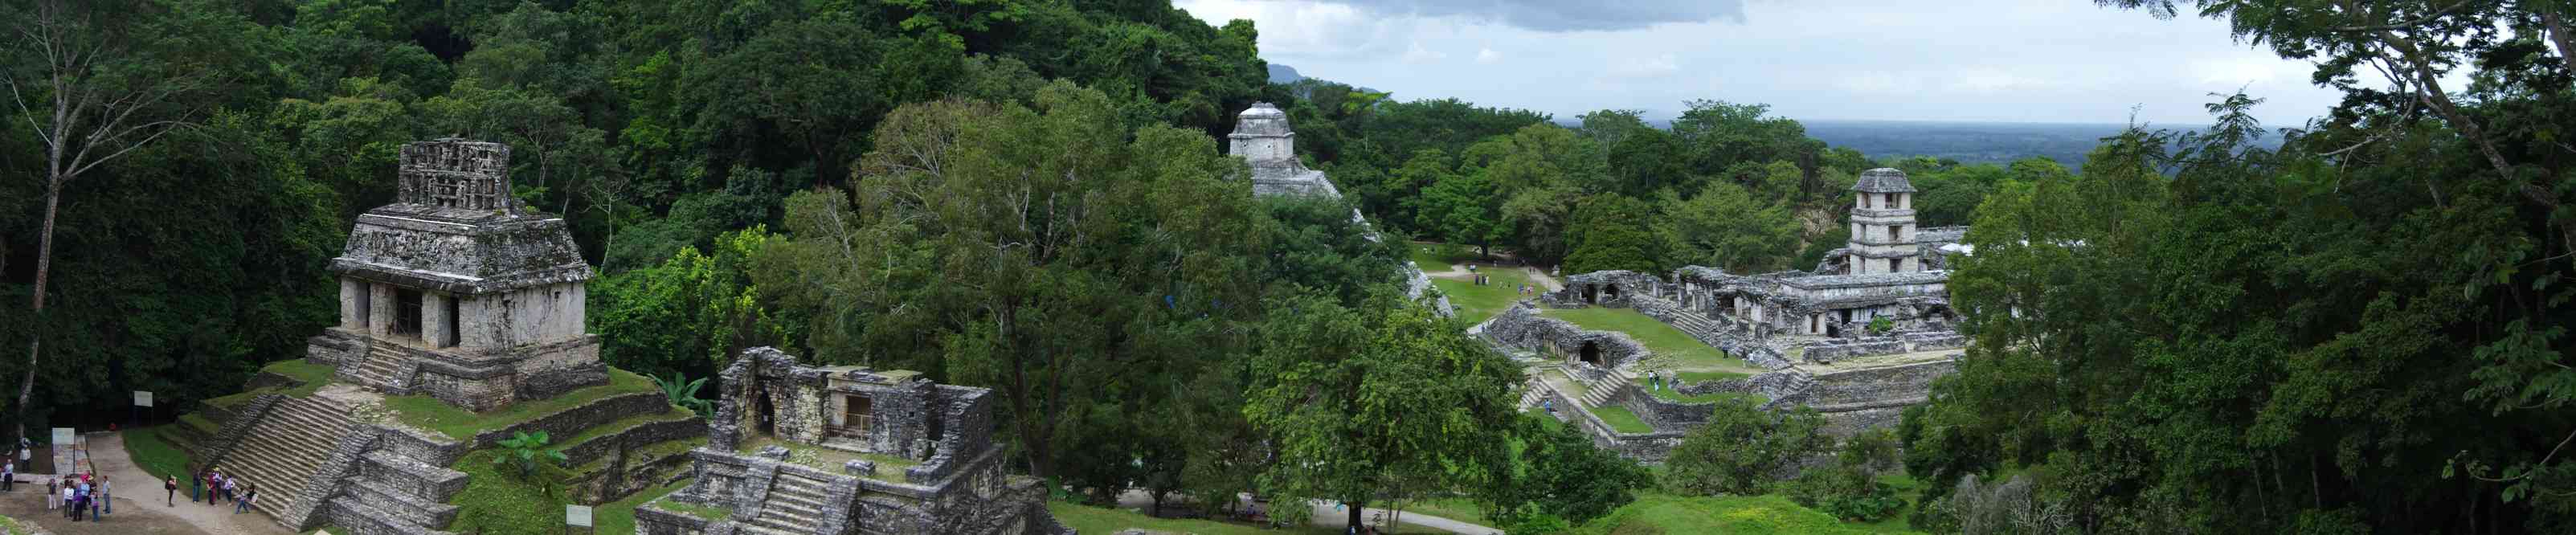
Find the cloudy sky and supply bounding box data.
[1174,0,2346,127]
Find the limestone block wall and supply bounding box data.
[1798,359,1957,407]
[1800,337,1910,362]
[1621,389,1716,429]
[907,386,995,483]
[458,282,585,348]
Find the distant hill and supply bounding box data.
[1269,64,1303,84]
[1799,120,2130,169]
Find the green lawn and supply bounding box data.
[121,426,194,481]
[0,515,31,535]
[1407,243,1480,272]
[1589,406,1654,434]
[1433,267,1536,325]
[596,479,692,534]
[1542,307,1756,373]
[445,449,577,534]
[1578,492,1920,534]
[384,367,658,439]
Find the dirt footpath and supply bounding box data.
[0,432,292,535]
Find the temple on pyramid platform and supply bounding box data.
[305,137,605,411]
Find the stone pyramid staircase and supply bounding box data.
[338,344,404,390]
[215,395,356,519]
[1566,367,1634,409]
[742,469,839,535]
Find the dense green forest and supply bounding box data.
[5,0,2576,533]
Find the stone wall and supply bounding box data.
[1799,337,1909,363]
[469,390,672,447]
[1621,389,1716,429]
[1480,304,1651,370]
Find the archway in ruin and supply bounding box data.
[1604,285,1621,301]
[1583,284,1599,304]
[754,388,777,437]
[1579,341,1602,366]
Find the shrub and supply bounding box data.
[1662,398,1828,496]
[1866,317,1894,335]
[1482,415,1652,526]
[1785,429,1907,522]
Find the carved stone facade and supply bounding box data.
[641,347,1069,535]
[305,137,603,412]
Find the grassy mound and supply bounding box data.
[121,426,194,481]
[1543,308,1755,372]
[1589,406,1655,434]
[206,359,340,408]
[383,367,658,439]
[1578,493,1917,534]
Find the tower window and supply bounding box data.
[1890,225,1903,242]
[1884,193,1896,206]
[1889,258,1901,273]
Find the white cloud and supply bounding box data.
[1180,0,2343,125]
[1607,53,1681,79]
[1403,41,1448,63]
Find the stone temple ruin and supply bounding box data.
[1500,168,1971,459]
[168,138,709,534]
[310,138,603,411]
[636,347,1065,534]
[1229,102,1447,313]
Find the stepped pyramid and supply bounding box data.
[182,139,699,534]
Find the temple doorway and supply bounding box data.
[754,389,776,436]
[1583,284,1599,304]
[1579,341,1602,366]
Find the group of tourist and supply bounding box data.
[196,468,260,514]
[40,472,108,521]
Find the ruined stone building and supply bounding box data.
[1504,168,1971,459]
[1229,103,1449,313]
[1232,102,1341,198]
[636,347,1065,535]
[174,138,704,535]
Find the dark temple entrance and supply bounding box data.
[1579,341,1602,366]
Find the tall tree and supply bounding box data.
[1246,290,1519,529]
[2,0,239,446]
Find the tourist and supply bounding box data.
[44,476,55,509]
[99,476,109,516]
[67,484,81,521]
[166,475,178,506]
[235,485,256,514]
[4,456,14,492]
[223,475,239,504]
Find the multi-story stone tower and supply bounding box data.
[1230,102,1341,198]
[1846,168,1920,275]
[307,137,604,411]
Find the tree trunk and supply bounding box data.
[17,177,63,451]
[1347,501,1364,534]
